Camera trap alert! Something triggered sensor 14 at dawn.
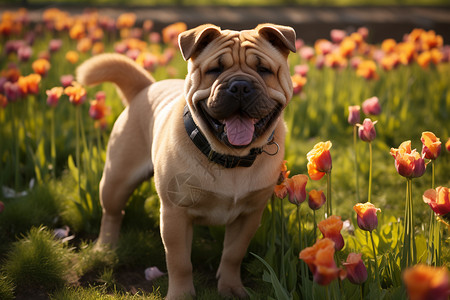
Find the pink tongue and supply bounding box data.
[225,115,254,146]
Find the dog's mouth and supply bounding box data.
[197,101,282,148]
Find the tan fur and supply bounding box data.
[77,24,296,300]
[76,53,155,105]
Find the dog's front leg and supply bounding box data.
[217,207,266,298]
[160,206,195,299]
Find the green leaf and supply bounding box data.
[252,252,291,300]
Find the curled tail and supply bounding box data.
[76,53,154,105]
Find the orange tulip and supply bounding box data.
[307,141,332,181]
[274,160,290,199]
[356,60,378,80]
[318,215,344,251]
[390,141,426,178]
[417,51,432,69]
[31,58,50,77]
[117,13,136,29]
[89,97,111,121]
[421,131,441,160]
[403,264,450,300]
[65,51,79,64]
[292,74,307,95]
[446,138,450,152]
[285,174,308,206]
[299,238,341,286]
[17,73,41,96]
[64,82,86,106]
[423,186,450,216]
[381,38,396,54]
[162,22,187,47]
[308,189,326,210]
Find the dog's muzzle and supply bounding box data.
[198,78,281,149]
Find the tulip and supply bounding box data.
[89,97,111,121]
[0,94,7,108]
[423,186,450,216]
[357,118,377,142]
[299,238,341,286]
[17,73,41,96]
[31,58,50,77]
[421,131,441,160]
[299,46,315,61]
[64,81,86,106]
[46,87,63,107]
[342,253,368,285]
[390,141,426,178]
[308,190,326,210]
[292,74,307,95]
[318,215,344,251]
[446,138,450,152]
[48,39,62,52]
[65,50,79,64]
[60,74,74,87]
[285,174,308,206]
[403,264,450,300]
[17,45,32,62]
[348,105,360,125]
[117,12,136,29]
[353,202,381,232]
[362,96,381,115]
[330,29,346,44]
[3,81,21,101]
[356,60,378,80]
[307,141,332,181]
[0,200,4,213]
[162,22,187,47]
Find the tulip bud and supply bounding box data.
[348,105,361,125]
[362,96,381,115]
[353,202,381,232]
[357,118,377,142]
[318,216,344,251]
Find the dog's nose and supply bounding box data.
[227,80,253,98]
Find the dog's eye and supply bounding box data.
[257,66,273,75]
[206,66,223,76]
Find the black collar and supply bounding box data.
[183,106,276,168]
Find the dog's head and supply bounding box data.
[179,24,296,154]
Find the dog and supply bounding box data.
[76,23,296,299]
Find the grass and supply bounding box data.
[0,6,449,300]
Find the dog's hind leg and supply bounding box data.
[96,103,153,247]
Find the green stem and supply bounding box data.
[280,197,286,286]
[11,104,20,191]
[368,142,373,203]
[360,285,364,300]
[326,172,332,217]
[353,125,360,202]
[50,109,56,179]
[409,179,417,265]
[297,205,303,251]
[76,106,81,199]
[370,231,381,289]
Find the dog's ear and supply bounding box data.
[178,24,222,60]
[256,24,297,54]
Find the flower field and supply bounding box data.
[1,8,450,300]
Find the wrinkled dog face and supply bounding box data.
[179,24,296,152]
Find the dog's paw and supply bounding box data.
[218,282,248,299]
